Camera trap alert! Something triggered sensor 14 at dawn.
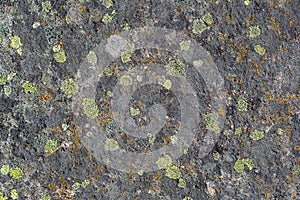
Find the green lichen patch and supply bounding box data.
[41,1,52,13]
[180,40,191,51]
[121,44,135,63]
[277,128,284,135]
[235,127,242,136]
[192,19,210,34]
[254,44,266,56]
[165,165,181,179]
[81,179,90,188]
[213,152,220,161]
[86,51,98,65]
[234,159,245,173]
[102,13,113,24]
[244,0,251,5]
[10,189,18,200]
[9,167,23,179]
[52,44,61,53]
[244,158,254,170]
[119,74,132,86]
[0,192,8,200]
[104,139,119,151]
[41,194,51,200]
[101,0,113,9]
[178,178,186,188]
[0,75,7,85]
[166,59,185,77]
[22,81,36,94]
[10,35,22,49]
[44,139,58,154]
[53,50,67,63]
[204,112,221,134]
[237,95,248,112]
[202,13,214,25]
[61,78,78,96]
[156,155,172,169]
[0,164,10,175]
[129,106,140,116]
[250,130,264,140]
[163,79,172,90]
[249,26,261,38]
[83,98,99,119]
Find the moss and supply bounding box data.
[61,78,78,96]
[244,158,254,170]
[10,35,22,49]
[234,159,244,173]
[178,178,186,188]
[82,98,99,119]
[204,112,221,134]
[237,95,247,112]
[44,139,58,154]
[192,19,209,34]
[104,139,119,151]
[102,13,113,24]
[22,81,36,94]
[234,127,242,136]
[86,51,98,65]
[249,26,261,38]
[166,59,185,77]
[165,165,181,179]
[180,40,191,51]
[254,44,266,56]
[9,167,23,179]
[202,13,213,25]
[0,164,10,175]
[53,50,67,63]
[250,130,264,140]
[10,189,18,200]
[156,155,172,169]
[41,1,52,13]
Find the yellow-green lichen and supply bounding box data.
[10,189,18,200]
[170,135,178,144]
[83,98,99,119]
[129,107,140,116]
[251,130,264,140]
[104,139,119,151]
[102,13,113,24]
[244,158,254,170]
[180,40,191,51]
[41,194,51,200]
[235,127,242,136]
[249,26,261,38]
[0,75,7,85]
[10,35,22,49]
[44,139,58,154]
[22,81,36,94]
[9,167,23,179]
[41,1,51,13]
[101,0,113,8]
[0,165,10,175]
[277,128,284,135]
[237,95,247,112]
[81,179,90,188]
[61,78,78,96]
[213,152,220,160]
[202,13,214,25]
[166,59,185,77]
[72,182,81,190]
[234,159,244,173]
[4,86,11,97]
[183,149,188,155]
[244,0,251,6]
[121,44,135,63]
[136,75,143,82]
[119,74,132,86]
[183,197,192,200]
[87,51,98,65]
[0,192,8,200]
[52,44,61,53]
[156,155,172,169]
[122,23,130,30]
[165,165,181,179]
[192,19,209,34]
[178,178,186,188]
[53,50,67,63]
[204,112,221,134]
[163,79,172,90]
[254,44,266,56]
[32,22,41,29]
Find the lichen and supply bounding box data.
[129,106,140,116]
[244,158,254,170]
[237,95,247,112]
[44,139,58,154]
[104,139,119,151]
[53,50,67,63]
[61,78,78,96]
[250,130,264,140]
[234,159,244,173]
[235,127,242,136]
[166,59,185,77]
[192,19,209,34]
[101,0,113,9]
[22,81,36,94]
[180,40,191,51]
[178,178,186,188]
[0,164,10,175]
[254,44,266,56]
[102,13,113,24]
[10,35,22,49]
[165,165,181,179]
[41,1,52,13]
[156,155,172,169]
[81,179,90,188]
[119,74,132,86]
[0,75,7,85]
[86,51,97,65]
[244,0,251,6]
[41,194,51,200]
[202,13,213,25]
[82,98,99,119]
[213,152,220,160]
[204,112,221,134]
[163,79,172,90]
[10,189,18,200]
[9,167,23,179]
[121,43,135,63]
[0,192,8,200]
[249,26,261,38]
